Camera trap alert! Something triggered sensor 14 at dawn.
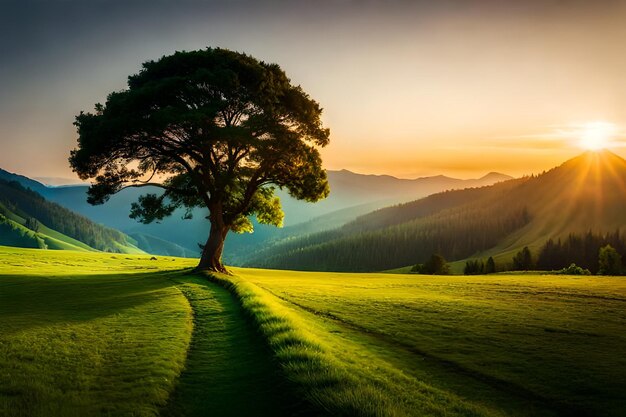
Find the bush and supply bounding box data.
[410,254,450,275]
[421,254,450,275]
[554,263,591,275]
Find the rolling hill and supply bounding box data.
[248,150,626,272]
[0,167,511,262]
[0,178,143,254]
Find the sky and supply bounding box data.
[2,0,626,181]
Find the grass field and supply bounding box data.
[0,248,300,417]
[1,247,625,416]
[222,267,626,417]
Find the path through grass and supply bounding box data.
[0,248,309,417]
[161,275,306,417]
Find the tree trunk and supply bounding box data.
[197,220,229,274]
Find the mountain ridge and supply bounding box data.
[0,166,512,261]
[248,150,626,272]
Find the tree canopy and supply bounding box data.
[70,48,330,272]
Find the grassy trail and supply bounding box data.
[0,249,307,416]
[162,276,306,417]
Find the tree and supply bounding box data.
[69,48,330,273]
[512,246,533,271]
[513,246,533,271]
[598,244,622,275]
[422,254,450,275]
[24,217,40,233]
[464,259,484,275]
[485,256,496,274]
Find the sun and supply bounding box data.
[578,121,616,151]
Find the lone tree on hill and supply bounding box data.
[69,48,330,273]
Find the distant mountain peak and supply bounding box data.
[329,168,512,182]
[479,172,513,181]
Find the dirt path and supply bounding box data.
[161,276,305,417]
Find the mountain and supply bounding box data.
[128,233,197,258]
[0,168,48,194]
[489,150,626,256]
[247,151,626,272]
[19,169,509,262]
[33,177,87,186]
[0,178,143,254]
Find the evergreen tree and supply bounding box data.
[464,259,484,275]
[24,217,40,232]
[485,256,496,273]
[512,246,533,270]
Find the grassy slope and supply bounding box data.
[0,202,146,254]
[0,207,92,252]
[221,267,626,417]
[0,248,196,417]
[0,248,308,417]
[0,198,144,255]
[3,246,626,417]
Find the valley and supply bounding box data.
[3,4,626,415]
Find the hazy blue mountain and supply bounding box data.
[0,168,48,194]
[0,167,511,261]
[129,233,197,258]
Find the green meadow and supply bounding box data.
[1,247,625,416]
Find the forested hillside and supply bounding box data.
[249,151,626,272]
[248,179,531,271]
[537,230,626,274]
[0,167,510,262]
[0,179,140,253]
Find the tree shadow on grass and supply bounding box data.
[0,269,189,336]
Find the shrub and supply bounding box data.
[422,254,450,275]
[554,263,591,275]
